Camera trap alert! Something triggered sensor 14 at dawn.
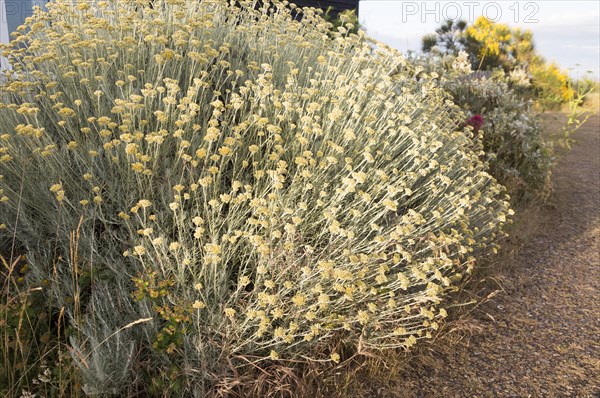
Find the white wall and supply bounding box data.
[0,0,10,70]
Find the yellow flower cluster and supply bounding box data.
[466,16,513,58]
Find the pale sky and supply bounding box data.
[359,0,600,80]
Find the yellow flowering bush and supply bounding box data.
[462,17,574,108]
[0,0,510,394]
[464,16,513,70]
[530,62,575,109]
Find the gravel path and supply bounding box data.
[383,114,600,398]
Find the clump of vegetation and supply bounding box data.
[422,19,468,56]
[558,75,597,149]
[1,253,80,397]
[453,77,552,203]
[423,16,575,109]
[411,50,553,204]
[1,0,510,395]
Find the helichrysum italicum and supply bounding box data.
[0,0,511,394]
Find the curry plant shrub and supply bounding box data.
[0,0,510,394]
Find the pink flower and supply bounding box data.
[465,114,484,132]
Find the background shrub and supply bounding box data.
[422,17,575,110]
[1,0,510,394]
[530,62,575,109]
[412,51,553,204]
